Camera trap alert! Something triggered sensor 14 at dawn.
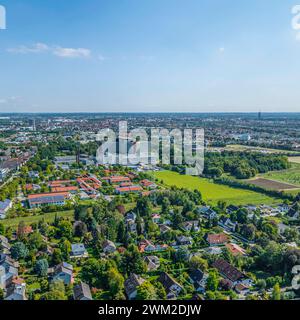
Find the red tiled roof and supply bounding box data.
[116,186,142,193]
[51,186,78,193]
[207,233,229,245]
[28,192,70,199]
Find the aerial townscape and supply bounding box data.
[0,113,300,301]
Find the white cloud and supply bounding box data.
[53,47,91,58]
[7,43,49,54]
[7,42,91,59]
[219,47,225,54]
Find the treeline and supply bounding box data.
[214,177,296,201]
[204,151,290,179]
[37,137,99,160]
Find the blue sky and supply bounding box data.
[0,0,300,113]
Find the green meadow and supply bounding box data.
[154,170,280,205]
[261,163,300,188]
[1,210,74,229]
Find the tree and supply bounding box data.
[52,248,63,265]
[272,283,281,300]
[35,259,49,277]
[107,267,124,298]
[189,256,208,271]
[206,270,219,291]
[121,244,145,275]
[161,197,170,214]
[28,232,43,250]
[117,220,126,243]
[0,223,5,236]
[43,280,67,300]
[74,221,88,238]
[0,288,4,300]
[136,282,157,300]
[11,242,29,260]
[81,258,108,288]
[17,221,28,240]
[57,220,73,240]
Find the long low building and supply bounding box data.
[115,185,143,194]
[28,192,71,208]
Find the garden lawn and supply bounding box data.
[1,210,74,229]
[154,171,280,206]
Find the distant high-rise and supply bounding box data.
[31,118,36,131]
[258,111,262,120]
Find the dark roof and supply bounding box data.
[73,282,93,300]
[212,259,245,282]
[158,272,182,292]
[189,269,204,283]
[124,273,145,296]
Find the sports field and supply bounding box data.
[154,171,279,205]
[1,210,74,229]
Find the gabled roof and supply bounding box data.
[212,259,245,282]
[73,282,93,300]
[189,269,204,283]
[158,272,182,292]
[124,273,145,296]
[206,233,229,245]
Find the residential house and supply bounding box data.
[226,205,239,214]
[205,233,229,246]
[0,199,12,219]
[182,221,200,232]
[218,217,237,232]
[124,273,145,300]
[52,262,74,285]
[0,254,19,290]
[139,240,168,253]
[159,224,171,234]
[0,235,11,254]
[140,179,157,189]
[102,240,117,254]
[158,272,183,299]
[198,207,217,220]
[225,243,246,256]
[71,243,88,258]
[144,255,160,271]
[73,282,93,300]
[176,235,192,246]
[5,278,27,300]
[152,214,161,224]
[188,269,207,293]
[287,202,299,220]
[212,259,250,286]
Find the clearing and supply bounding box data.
[154,170,280,205]
[1,210,74,229]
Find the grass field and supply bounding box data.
[289,156,300,164]
[154,171,279,205]
[1,210,74,229]
[261,163,300,188]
